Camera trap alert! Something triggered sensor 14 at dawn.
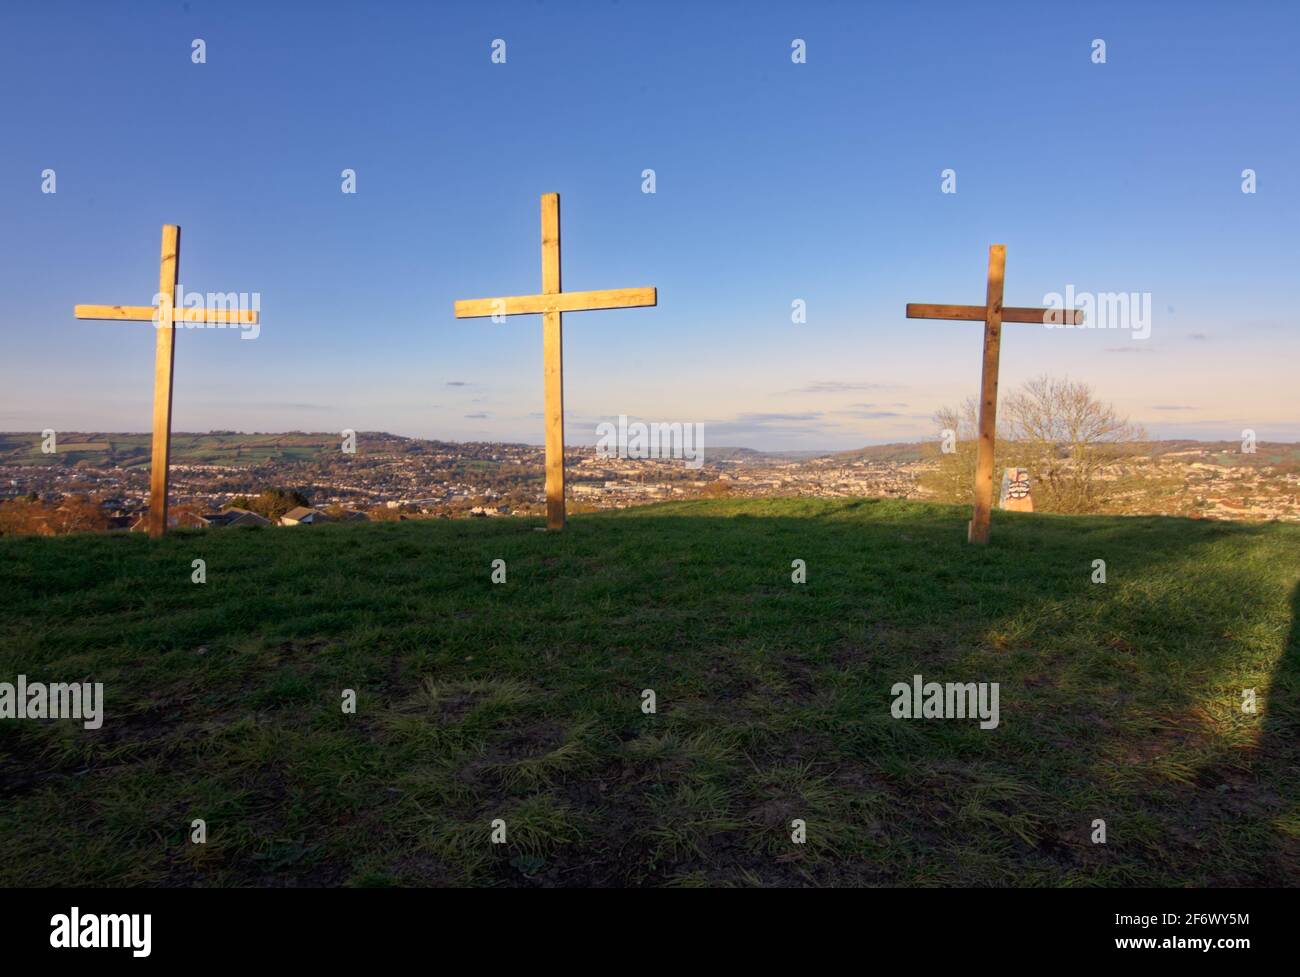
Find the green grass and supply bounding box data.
[0,431,343,468]
[1,497,1297,887]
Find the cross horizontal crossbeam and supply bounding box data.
[454,287,656,319]
[906,303,1084,325]
[74,304,258,324]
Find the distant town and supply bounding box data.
[1,431,1297,534]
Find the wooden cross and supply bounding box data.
[74,224,259,538]
[906,244,1082,544]
[454,193,657,530]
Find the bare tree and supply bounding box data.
[921,397,983,504]
[0,495,108,536]
[49,496,110,534]
[1002,376,1145,512]
[923,376,1144,513]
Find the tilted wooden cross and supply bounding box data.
[454,193,657,530]
[74,224,259,538]
[906,244,1082,544]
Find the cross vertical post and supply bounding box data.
[149,224,180,539]
[540,193,565,530]
[970,244,1005,544]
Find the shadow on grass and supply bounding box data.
[1252,583,1300,879]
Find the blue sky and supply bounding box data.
[1,0,1296,450]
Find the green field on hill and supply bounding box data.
[1,498,1297,887]
[0,432,339,468]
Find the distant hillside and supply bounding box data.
[1125,440,1300,469]
[827,442,932,464]
[0,432,464,468]
[0,432,347,468]
[2,432,1296,471]
[0,432,898,468]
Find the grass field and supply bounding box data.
[0,432,340,468]
[1,498,1297,887]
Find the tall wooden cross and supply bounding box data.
[906,244,1082,544]
[74,224,259,538]
[454,193,657,530]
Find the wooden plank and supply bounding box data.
[968,244,1006,545]
[76,304,258,324]
[175,308,258,323]
[906,303,985,321]
[454,286,656,319]
[148,225,180,540]
[906,303,1083,325]
[75,305,160,321]
[540,193,566,532]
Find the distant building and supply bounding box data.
[210,507,273,528]
[129,508,212,532]
[280,506,332,526]
[131,507,272,531]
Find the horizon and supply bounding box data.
[4,427,1297,458]
[2,1,1297,450]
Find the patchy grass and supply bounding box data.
[0,498,1297,887]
